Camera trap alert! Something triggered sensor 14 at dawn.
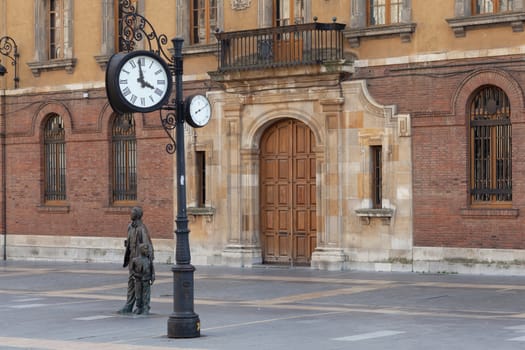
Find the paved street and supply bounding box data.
[2,261,525,349]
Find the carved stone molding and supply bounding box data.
[231,0,251,11]
[446,12,525,37]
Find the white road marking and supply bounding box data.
[9,303,47,309]
[334,330,405,342]
[13,298,44,302]
[508,335,525,341]
[506,324,525,332]
[506,324,525,341]
[74,315,115,321]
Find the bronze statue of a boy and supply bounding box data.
[131,242,155,315]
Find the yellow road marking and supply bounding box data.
[245,286,386,305]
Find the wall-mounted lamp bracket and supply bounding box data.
[0,36,19,88]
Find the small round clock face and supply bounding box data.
[118,53,170,110]
[187,95,211,127]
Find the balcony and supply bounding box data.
[214,19,346,72]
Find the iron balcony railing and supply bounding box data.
[215,19,346,72]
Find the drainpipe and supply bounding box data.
[1,88,5,260]
[1,0,6,260]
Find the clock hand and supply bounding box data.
[137,59,146,88]
[135,59,156,89]
[142,80,155,89]
[194,105,208,114]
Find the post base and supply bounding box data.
[167,313,200,338]
[167,263,200,338]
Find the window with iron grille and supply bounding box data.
[112,114,137,203]
[368,0,403,25]
[469,85,512,204]
[472,0,513,14]
[44,114,66,201]
[191,0,218,44]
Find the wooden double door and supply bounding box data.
[260,119,316,265]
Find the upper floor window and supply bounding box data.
[48,0,64,59]
[469,85,512,205]
[275,0,305,26]
[473,0,514,14]
[29,0,75,75]
[447,0,525,36]
[345,0,415,47]
[44,114,66,202]
[368,0,403,26]
[112,113,137,203]
[176,0,223,53]
[191,0,218,45]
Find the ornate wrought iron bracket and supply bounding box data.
[159,107,177,154]
[119,0,179,153]
[119,0,174,66]
[0,36,19,88]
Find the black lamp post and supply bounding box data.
[166,37,201,338]
[107,2,201,337]
[0,36,19,89]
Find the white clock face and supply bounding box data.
[118,54,170,110]
[188,95,211,127]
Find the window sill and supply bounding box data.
[37,204,70,213]
[104,204,137,215]
[343,23,417,48]
[355,208,393,225]
[27,58,77,77]
[460,207,519,217]
[188,206,215,222]
[181,43,216,56]
[188,206,215,215]
[446,12,525,37]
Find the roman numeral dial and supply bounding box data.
[106,50,173,114]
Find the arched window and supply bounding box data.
[112,113,137,203]
[44,114,66,201]
[469,85,512,204]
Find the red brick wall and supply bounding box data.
[353,55,525,249]
[2,87,174,240]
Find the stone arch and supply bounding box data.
[99,103,146,138]
[453,68,525,125]
[33,101,73,141]
[243,107,324,152]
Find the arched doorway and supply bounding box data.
[260,119,316,265]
